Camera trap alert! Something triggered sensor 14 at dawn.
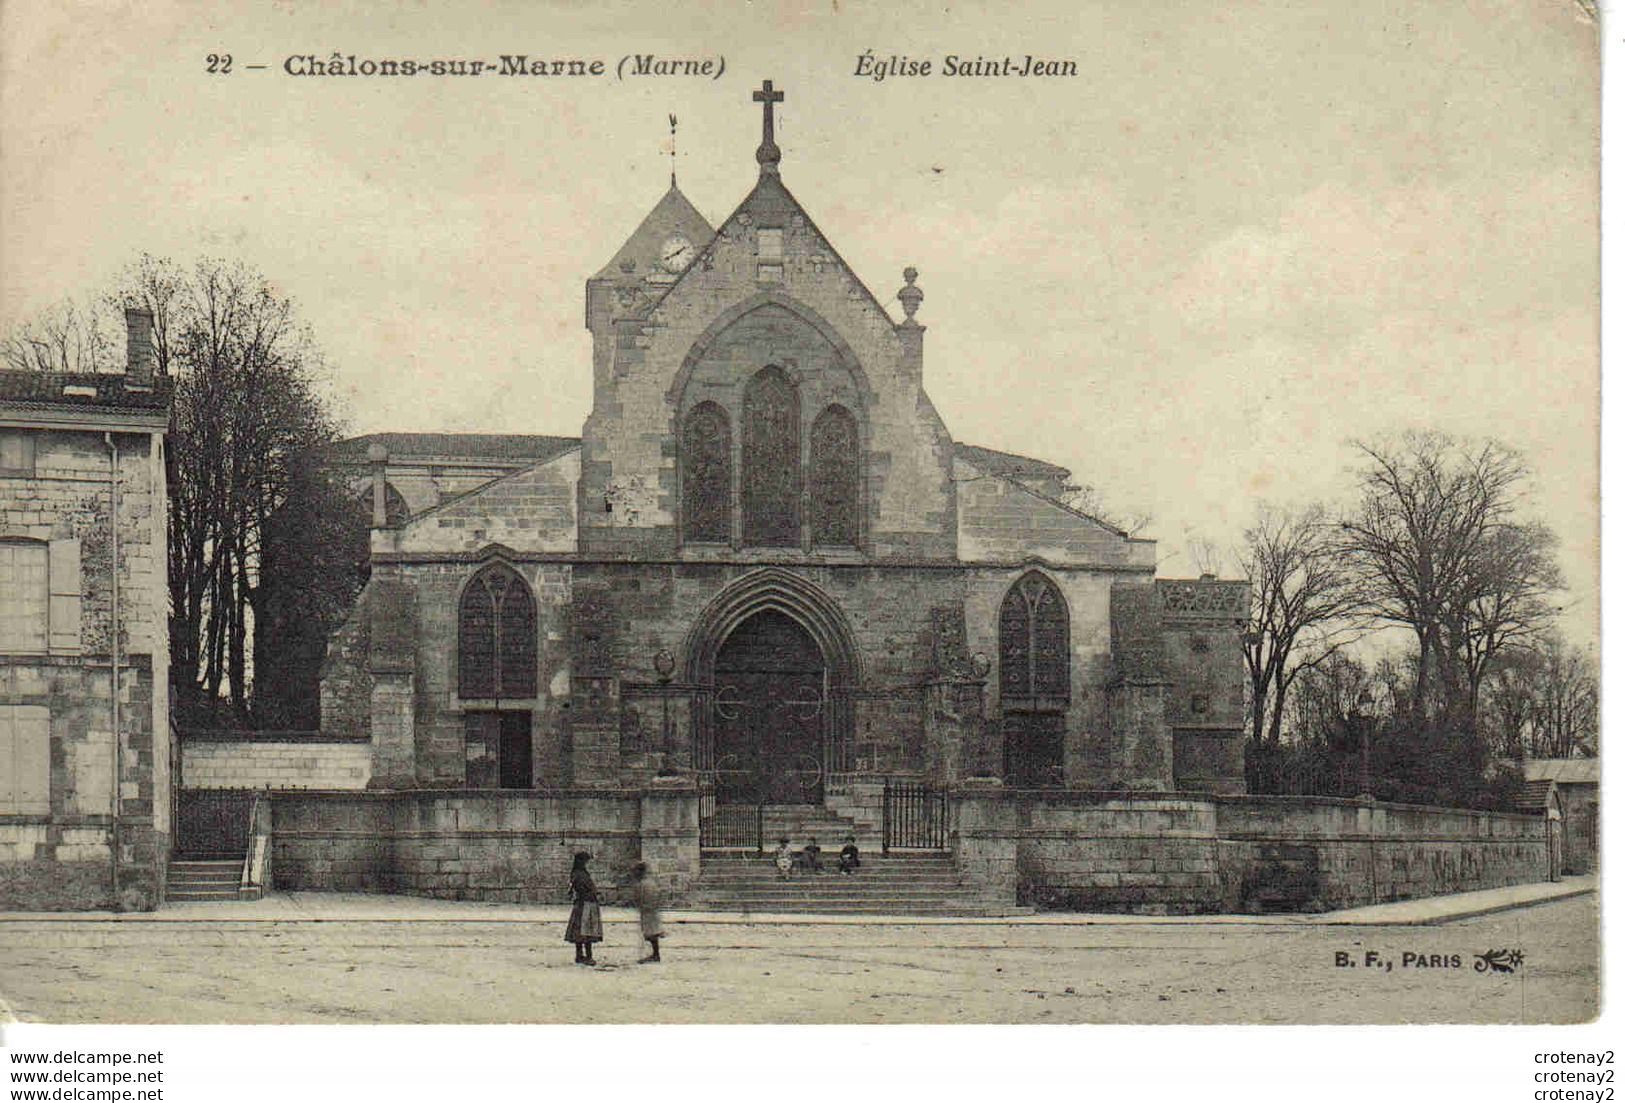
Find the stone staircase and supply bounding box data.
[695,802,1017,915]
[757,803,873,850]
[692,852,1018,915]
[165,858,257,902]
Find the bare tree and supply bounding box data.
[1449,522,1562,709]
[1339,432,1556,729]
[1240,503,1364,747]
[1482,634,1598,759]
[167,258,349,720]
[1,298,117,372]
[4,255,360,726]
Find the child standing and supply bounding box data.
[564,851,603,966]
[773,837,795,880]
[630,862,664,964]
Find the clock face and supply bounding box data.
[659,234,695,273]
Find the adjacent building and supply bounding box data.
[1519,757,1600,875]
[0,310,172,910]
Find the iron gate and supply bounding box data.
[882,780,948,853]
[174,789,257,858]
[699,803,764,852]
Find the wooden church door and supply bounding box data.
[713,610,825,804]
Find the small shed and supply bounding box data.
[1522,758,1600,875]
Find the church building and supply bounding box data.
[266,79,1346,914]
[323,80,1248,811]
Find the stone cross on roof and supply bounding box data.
[753,79,784,174]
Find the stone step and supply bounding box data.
[165,889,244,902]
[699,869,963,881]
[694,895,985,907]
[166,881,241,891]
[700,865,953,875]
[698,874,965,888]
[166,857,251,904]
[687,901,1021,916]
[700,851,949,861]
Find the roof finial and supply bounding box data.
[668,113,678,187]
[898,267,923,322]
[753,79,784,175]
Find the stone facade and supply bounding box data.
[312,92,1249,806]
[0,311,172,910]
[212,85,1271,908]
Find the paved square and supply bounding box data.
[0,895,1596,1024]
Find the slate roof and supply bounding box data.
[1522,758,1600,785]
[592,181,716,284]
[331,432,581,464]
[0,369,171,413]
[1512,779,1557,812]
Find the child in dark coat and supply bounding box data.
[838,835,861,874]
[564,851,603,965]
[800,837,824,873]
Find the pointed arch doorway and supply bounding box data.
[712,610,826,804]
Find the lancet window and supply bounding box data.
[458,564,537,699]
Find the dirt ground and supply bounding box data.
[0,895,1597,1025]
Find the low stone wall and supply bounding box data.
[181,738,371,791]
[954,790,1223,913]
[953,789,1552,915]
[0,822,113,909]
[269,788,697,904]
[1213,797,1550,913]
[257,786,1549,916]
[0,819,166,911]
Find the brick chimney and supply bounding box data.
[124,306,155,389]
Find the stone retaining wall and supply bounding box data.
[1213,797,1551,913]
[270,789,697,904]
[954,790,1223,913]
[954,789,1552,915]
[260,787,1550,916]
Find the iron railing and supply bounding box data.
[882,780,948,853]
[175,788,257,859]
[700,803,764,852]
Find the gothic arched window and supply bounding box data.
[809,404,859,546]
[741,366,801,547]
[681,402,732,543]
[458,564,536,699]
[999,571,1069,786]
[999,572,1070,701]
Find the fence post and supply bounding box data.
[882,781,891,855]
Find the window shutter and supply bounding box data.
[48,538,82,654]
[0,708,13,809]
[0,431,35,473]
[1,705,51,814]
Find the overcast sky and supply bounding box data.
[1,0,1599,648]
